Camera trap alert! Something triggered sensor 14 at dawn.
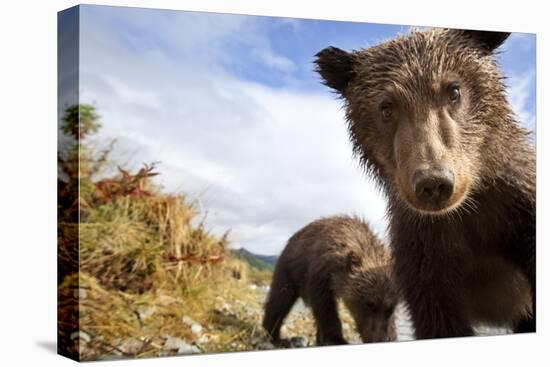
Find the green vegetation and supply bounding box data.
[230,248,276,287]
[230,248,276,272]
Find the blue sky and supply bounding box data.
[64,5,536,254]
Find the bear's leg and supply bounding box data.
[514,311,535,333]
[394,240,474,339]
[513,267,535,333]
[262,268,298,344]
[513,258,536,333]
[511,233,536,333]
[407,294,474,339]
[308,279,347,346]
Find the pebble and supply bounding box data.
[78,288,88,299]
[182,316,203,336]
[191,324,202,336]
[257,341,275,350]
[137,305,156,320]
[197,335,210,344]
[70,331,91,343]
[289,336,308,348]
[118,339,143,355]
[163,336,201,355]
[181,316,195,326]
[180,344,201,355]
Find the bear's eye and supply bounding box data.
[448,85,461,103]
[380,103,393,121]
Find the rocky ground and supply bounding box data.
[76,284,367,360]
[76,282,509,361]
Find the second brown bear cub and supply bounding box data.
[263,215,398,346]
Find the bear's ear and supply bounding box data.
[315,46,357,93]
[459,30,511,52]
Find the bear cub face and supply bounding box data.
[343,262,398,342]
[316,30,512,215]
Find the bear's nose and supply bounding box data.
[412,168,454,207]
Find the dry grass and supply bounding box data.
[58,166,268,360]
[79,193,228,293]
[57,267,266,360]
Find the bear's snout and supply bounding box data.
[412,166,455,209]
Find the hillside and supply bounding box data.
[230,248,278,271]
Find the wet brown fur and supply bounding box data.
[315,28,535,339]
[262,215,398,345]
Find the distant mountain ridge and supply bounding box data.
[230,248,278,271]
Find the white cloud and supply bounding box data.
[79,8,388,255]
[252,47,296,72]
[506,71,536,135]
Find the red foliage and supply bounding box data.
[94,163,159,203]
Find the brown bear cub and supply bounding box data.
[262,215,398,346]
[315,29,535,339]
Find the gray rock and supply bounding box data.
[163,336,201,355]
[250,335,268,347]
[163,336,185,351]
[119,338,143,355]
[257,341,275,350]
[182,316,203,336]
[197,335,210,344]
[191,324,202,336]
[78,288,88,299]
[289,336,308,348]
[137,306,156,320]
[181,316,195,326]
[70,331,91,343]
[179,343,201,355]
[181,316,202,336]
